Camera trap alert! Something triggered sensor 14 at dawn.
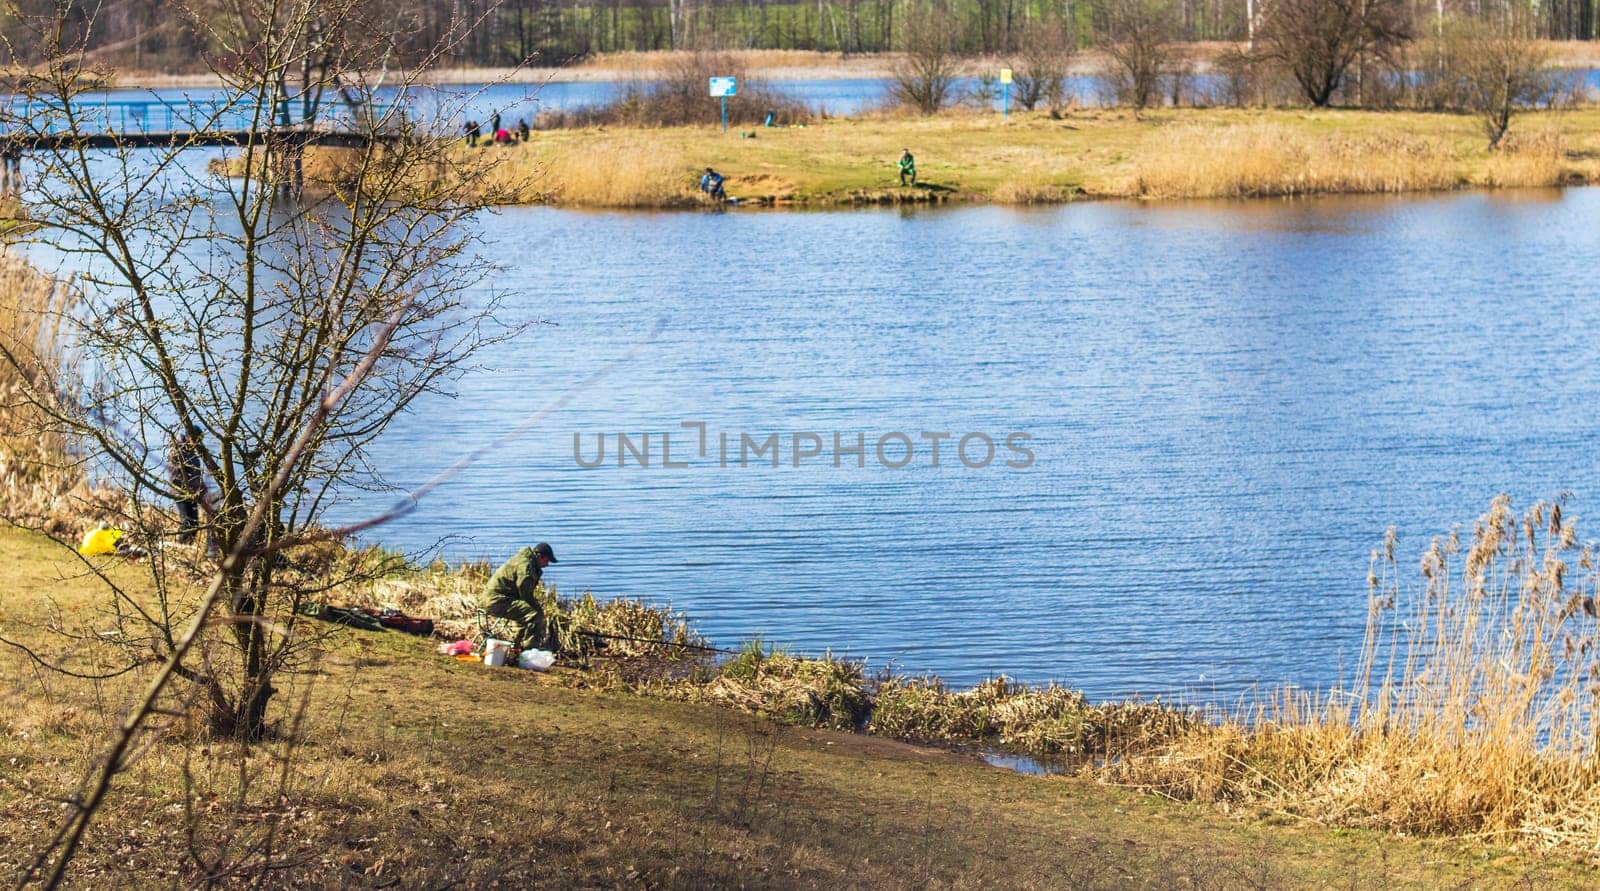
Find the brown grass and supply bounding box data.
[1131,123,1463,198]
[1484,127,1571,188]
[8,516,1566,887]
[467,107,1600,209]
[0,254,105,535]
[1106,497,1600,858]
[508,136,698,207]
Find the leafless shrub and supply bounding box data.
[1209,46,1261,107]
[536,51,811,128]
[1451,17,1559,149]
[1008,20,1075,111]
[1099,0,1175,111]
[1259,0,1413,106]
[891,10,966,114]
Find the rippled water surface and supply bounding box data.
[336,190,1600,699]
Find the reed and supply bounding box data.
[1484,127,1570,188]
[0,253,90,533]
[1131,123,1464,199]
[1106,496,1600,856]
[507,137,697,207]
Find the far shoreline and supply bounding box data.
[99,42,1600,90]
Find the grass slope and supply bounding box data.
[0,526,1588,887]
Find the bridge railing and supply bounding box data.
[0,96,401,138]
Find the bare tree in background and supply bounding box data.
[1451,15,1556,149]
[1099,0,1174,111]
[0,0,513,878]
[891,8,965,114]
[1009,19,1076,111]
[1259,0,1412,107]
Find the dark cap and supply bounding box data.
[534,542,557,563]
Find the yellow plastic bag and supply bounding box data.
[78,525,123,556]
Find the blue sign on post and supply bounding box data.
[709,77,737,132]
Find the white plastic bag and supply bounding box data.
[517,648,556,671]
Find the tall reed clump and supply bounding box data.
[1105,496,1600,855]
[1483,127,1570,188]
[1131,124,1463,199]
[0,253,91,533]
[531,138,696,208]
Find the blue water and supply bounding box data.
[329,189,1600,701]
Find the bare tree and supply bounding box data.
[1009,19,1076,111]
[1451,16,1556,149]
[1,0,505,766]
[891,8,965,114]
[1259,0,1413,107]
[1099,0,1174,111]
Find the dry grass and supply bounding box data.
[1484,128,1571,187]
[513,137,697,207]
[8,517,1557,888]
[1131,123,1463,198]
[873,675,1194,758]
[990,167,1078,204]
[651,642,874,731]
[0,254,109,535]
[480,107,1600,208]
[1107,497,1600,858]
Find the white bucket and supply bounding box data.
[482,639,511,667]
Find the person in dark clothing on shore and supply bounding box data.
[483,542,558,650]
[166,428,210,545]
[516,118,530,143]
[699,167,726,203]
[465,120,481,147]
[490,111,502,137]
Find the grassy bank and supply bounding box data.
[0,527,1586,887]
[457,106,1600,207]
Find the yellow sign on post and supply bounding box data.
[999,68,1013,117]
[999,68,1013,84]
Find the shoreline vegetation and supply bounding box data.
[5,527,1587,887]
[261,107,1600,209]
[84,43,1600,88]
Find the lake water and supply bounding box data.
[330,188,1600,701]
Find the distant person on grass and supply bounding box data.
[898,149,917,186]
[700,167,726,203]
[483,542,559,651]
[166,426,211,547]
[464,120,480,147]
[516,118,530,143]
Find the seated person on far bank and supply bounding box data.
[898,148,917,186]
[483,542,558,650]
